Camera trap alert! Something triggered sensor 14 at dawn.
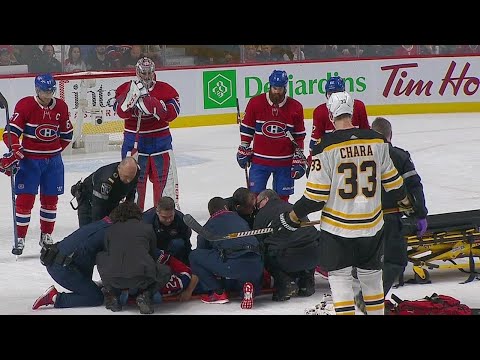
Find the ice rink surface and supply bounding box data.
[1,113,480,315]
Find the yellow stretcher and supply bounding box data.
[400,209,480,284]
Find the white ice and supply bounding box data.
[1,113,480,315]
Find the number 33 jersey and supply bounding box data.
[308,128,406,238]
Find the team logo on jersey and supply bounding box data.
[101,183,112,196]
[35,124,58,141]
[261,121,286,139]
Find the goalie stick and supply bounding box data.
[0,92,20,256]
[184,208,402,241]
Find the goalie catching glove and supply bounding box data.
[0,144,23,176]
[291,148,307,179]
[236,143,252,169]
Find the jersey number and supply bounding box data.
[338,161,376,199]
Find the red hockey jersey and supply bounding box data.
[309,99,369,152]
[240,93,305,167]
[3,96,72,159]
[157,250,192,296]
[115,80,180,138]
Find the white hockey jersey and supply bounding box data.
[307,128,404,238]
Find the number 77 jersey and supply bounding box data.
[308,128,406,238]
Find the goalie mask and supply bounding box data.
[327,91,353,123]
[135,57,156,90]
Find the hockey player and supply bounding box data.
[309,75,370,278]
[73,157,139,227]
[114,57,181,211]
[237,69,307,202]
[309,76,369,164]
[0,73,73,255]
[271,92,413,315]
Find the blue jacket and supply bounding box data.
[56,217,113,272]
[197,210,259,258]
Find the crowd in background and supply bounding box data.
[0,45,479,75]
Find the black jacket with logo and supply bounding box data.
[82,162,139,221]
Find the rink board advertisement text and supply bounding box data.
[0,55,479,129]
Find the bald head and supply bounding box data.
[371,117,392,142]
[118,157,138,184]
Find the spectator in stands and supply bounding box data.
[121,45,144,69]
[39,45,62,73]
[0,47,18,66]
[220,51,236,64]
[15,45,44,73]
[359,45,393,58]
[64,45,87,73]
[393,45,418,57]
[336,45,358,58]
[257,45,281,62]
[454,45,480,55]
[244,45,259,63]
[304,45,338,60]
[142,45,164,67]
[86,45,112,71]
[283,45,305,61]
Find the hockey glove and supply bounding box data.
[291,149,307,180]
[0,163,19,177]
[0,144,24,171]
[236,143,253,169]
[397,195,414,216]
[416,218,428,237]
[270,211,301,236]
[136,96,167,120]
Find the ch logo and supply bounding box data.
[261,121,286,139]
[35,124,58,141]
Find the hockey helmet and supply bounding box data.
[327,91,353,119]
[34,73,56,93]
[325,76,345,96]
[135,57,156,89]
[269,70,288,88]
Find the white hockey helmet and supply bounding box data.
[135,57,156,89]
[327,91,354,120]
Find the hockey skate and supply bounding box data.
[32,285,58,310]
[240,282,254,309]
[39,233,54,247]
[304,293,335,315]
[11,238,25,256]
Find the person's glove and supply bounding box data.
[397,196,414,216]
[270,211,301,236]
[291,149,307,179]
[0,163,19,177]
[136,96,167,120]
[236,143,252,169]
[0,144,24,175]
[416,218,428,237]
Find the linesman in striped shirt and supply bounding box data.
[271,91,412,315]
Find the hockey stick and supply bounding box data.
[185,208,402,242]
[285,130,307,162]
[0,92,19,256]
[236,98,250,189]
[129,111,142,161]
